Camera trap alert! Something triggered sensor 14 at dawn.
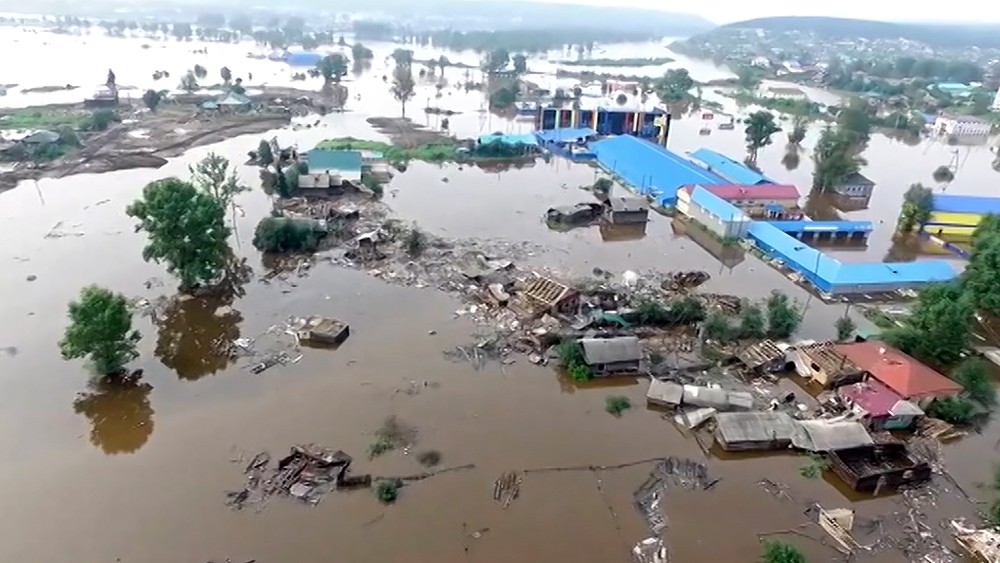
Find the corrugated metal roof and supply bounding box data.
[591,136,727,206]
[684,183,800,201]
[305,149,363,172]
[477,133,539,146]
[932,194,1000,215]
[836,341,963,399]
[690,148,771,185]
[792,419,873,452]
[768,220,873,234]
[580,337,641,364]
[690,186,750,222]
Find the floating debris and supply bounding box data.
[633,457,713,533]
[493,471,523,509]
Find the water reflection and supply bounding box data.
[154,258,251,381]
[73,377,154,455]
[781,145,800,171]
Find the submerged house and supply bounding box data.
[829,172,876,210]
[579,336,642,376]
[789,341,864,389]
[301,149,363,188]
[837,380,924,430]
[828,443,931,492]
[606,195,650,225]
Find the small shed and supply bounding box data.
[828,443,931,492]
[607,196,649,225]
[304,149,363,185]
[217,92,252,111]
[736,339,787,374]
[792,419,874,452]
[579,337,641,376]
[714,412,798,452]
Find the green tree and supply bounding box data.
[787,116,807,145]
[252,217,320,253]
[317,54,348,83]
[126,178,231,292]
[835,315,856,341]
[836,98,873,141]
[739,303,766,339]
[702,312,732,341]
[59,285,141,376]
[972,214,1000,249]
[179,70,199,92]
[812,128,866,192]
[188,152,248,208]
[193,64,207,79]
[256,139,274,167]
[744,111,781,164]
[932,165,955,184]
[927,396,976,424]
[762,540,806,563]
[512,53,528,74]
[485,47,510,72]
[896,183,933,232]
[735,65,762,89]
[142,89,164,111]
[766,291,802,338]
[437,55,450,69]
[351,43,374,60]
[391,48,413,68]
[883,282,972,368]
[654,68,694,103]
[87,108,117,131]
[952,359,996,406]
[391,65,416,118]
[964,232,1000,316]
[220,66,232,84]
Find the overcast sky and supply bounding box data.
[521,0,996,25]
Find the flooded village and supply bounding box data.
[5,6,1000,563]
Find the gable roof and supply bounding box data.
[682,183,800,201]
[580,337,641,364]
[838,380,923,417]
[840,171,875,187]
[305,149,363,172]
[690,148,771,185]
[835,341,963,399]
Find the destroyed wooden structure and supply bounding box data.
[294,316,350,345]
[816,506,861,555]
[511,274,580,318]
[714,412,873,453]
[789,341,863,389]
[952,520,1000,563]
[828,443,931,492]
[580,336,642,375]
[647,380,753,411]
[735,339,787,374]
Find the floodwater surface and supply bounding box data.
[0,28,998,563]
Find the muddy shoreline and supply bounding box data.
[0,86,335,192]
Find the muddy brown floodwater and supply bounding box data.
[1,59,1000,563]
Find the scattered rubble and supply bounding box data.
[633,457,714,534]
[494,471,523,509]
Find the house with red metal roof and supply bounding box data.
[676,183,801,219]
[837,380,924,430]
[835,341,963,403]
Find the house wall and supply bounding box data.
[922,211,983,236]
[590,360,641,376]
[938,119,992,137]
[610,209,649,225]
[675,189,693,216]
[688,200,751,240]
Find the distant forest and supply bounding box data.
[722,16,1000,50]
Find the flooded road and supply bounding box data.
[0,29,998,563]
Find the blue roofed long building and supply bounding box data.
[590,136,728,206]
[689,148,773,185]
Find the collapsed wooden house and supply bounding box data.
[828,442,931,492]
[511,275,580,318]
[789,341,864,389]
[736,339,787,374]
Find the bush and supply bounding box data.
[762,541,806,563]
[252,217,321,253]
[405,228,426,257]
[593,177,613,193]
[952,359,996,406]
[927,396,976,424]
[374,479,401,503]
[361,174,383,196]
[702,312,732,341]
[605,395,632,416]
[738,303,766,339]
[766,291,801,339]
[835,316,856,341]
[86,108,118,131]
[557,339,592,382]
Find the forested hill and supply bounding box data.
[722,16,1000,49]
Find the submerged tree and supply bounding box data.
[256,139,274,167]
[933,164,955,184]
[391,64,416,118]
[59,285,141,376]
[512,53,528,74]
[317,53,349,83]
[952,359,996,406]
[744,110,781,164]
[179,70,199,92]
[787,116,807,145]
[220,66,232,84]
[739,303,766,339]
[896,183,934,233]
[126,178,231,292]
[653,68,694,103]
[390,48,413,68]
[142,89,163,111]
[963,225,1000,317]
[762,540,806,563]
[882,282,973,368]
[812,128,866,192]
[835,315,856,341]
[188,152,248,209]
[766,291,802,339]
